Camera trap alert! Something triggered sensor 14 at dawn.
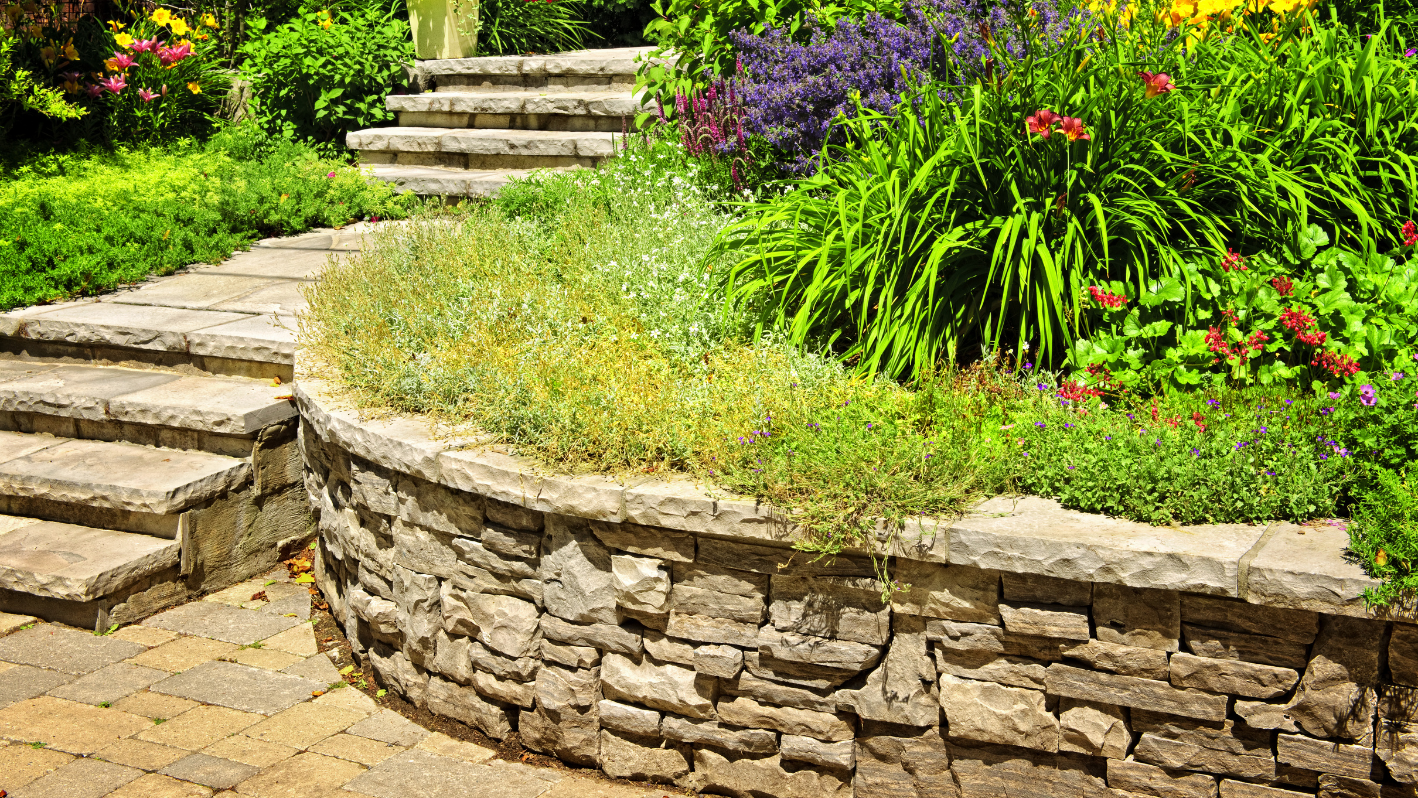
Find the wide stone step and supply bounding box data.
[0,430,250,520]
[419,47,656,81]
[0,514,179,602]
[389,90,644,117]
[362,165,535,197]
[350,127,619,172]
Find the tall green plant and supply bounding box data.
[477,0,594,55]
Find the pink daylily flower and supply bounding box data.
[1138,71,1176,98]
[130,37,159,54]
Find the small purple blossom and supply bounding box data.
[1360,384,1377,406]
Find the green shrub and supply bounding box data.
[0,125,419,311]
[477,0,595,55]
[1349,464,1418,609]
[239,5,411,146]
[0,34,84,137]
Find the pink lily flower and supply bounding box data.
[1025,109,1060,138]
[158,42,193,68]
[138,87,158,102]
[1138,71,1176,98]
[99,74,127,94]
[85,83,104,98]
[105,51,136,71]
[130,37,159,54]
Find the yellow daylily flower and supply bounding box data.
[150,8,171,25]
[169,17,189,35]
[62,39,77,60]
[201,12,217,27]
[106,18,125,31]
[115,32,133,48]
[187,81,201,93]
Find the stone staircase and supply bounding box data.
[0,229,348,630]
[347,47,657,197]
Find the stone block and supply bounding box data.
[853,722,952,798]
[1378,721,1418,784]
[1001,572,1092,607]
[890,561,1000,624]
[481,522,541,558]
[466,638,540,682]
[693,748,852,798]
[695,538,875,578]
[589,520,695,562]
[666,611,759,648]
[842,615,939,727]
[350,587,400,638]
[1059,638,1170,679]
[539,614,641,655]
[927,619,1063,661]
[535,663,600,717]
[741,649,859,690]
[1235,700,1300,732]
[1046,664,1228,721]
[1094,584,1180,651]
[541,639,600,669]
[597,699,660,737]
[484,499,543,532]
[1219,782,1311,798]
[1134,733,1276,781]
[662,715,777,754]
[694,644,743,679]
[1287,615,1383,740]
[1317,774,1382,798]
[1107,758,1219,798]
[938,674,1058,752]
[439,582,541,658]
[451,536,537,579]
[611,554,669,614]
[758,627,882,672]
[672,584,765,624]
[935,649,1048,689]
[540,515,618,625]
[1180,595,1318,644]
[643,629,696,665]
[1183,624,1310,670]
[769,575,890,645]
[1394,626,1418,689]
[946,742,1115,798]
[597,729,689,783]
[781,734,854,770]
[392,518,459,579]
[470,669,535,708]
[520,704,599,766]
[1169,653,1299,700]
[391,566,440,665]
[368,646,428,707]
[1059,698,1129,759]
[721,671,836,713]
[1276,733,1374,779]
[601,651,716,719]
[999,602,1091,641]
[426,675,513,738]
[394,474,482,538]
[717,695,854,741]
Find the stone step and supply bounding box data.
[361,164,537,197]
[350,127,620,171]
[0,430,250,536]
[0,514,180,603]
[389,90,645,131]
[418,47,657,84]
[0,361,296,457]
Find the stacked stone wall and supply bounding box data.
[300,403,1418,798]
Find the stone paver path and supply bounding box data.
[0,568,670,798]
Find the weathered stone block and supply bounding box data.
[395,474,482,537]
[695,538,874,578]
[1169,653,1299,700]
[1133,733,1275,781]
[589,520,695,562]
[350,462,397,516]
[597,699,660,737]
[521,705,599,766]
[610,554,669,614]
[470,669,534,708]
[1316,774,1382,798]
[890,560,1000,624]
[935,649,1048,690]
[694,644,743,679]
[601,651,716,719]
[1107,758,1219,798]
[438,582,541,658]
[427,674,513,739]
[946,743,1114,798]
[1001,572,1092,607]
[535,663,600,716]
[1180,595,1318,645]
[1276,734,1373,779]
[541,639,600,669]
[1046,664,1228,721]
[448,562,543,605]
[741,650,859,690]
[717,695,854,742]
[999,602,1091,641]
[673,560,769,596]
[1094,584,1180,652]
[540,515,618,625]
[1392,625,1418,690]
[451,536,537,579]
[368,645,427,707]
[938,674,1058,752]
[393,518,459,578]
[667,611,759,648]
[1234,700,1300,732]
[769,575,890,645]
[483,499,543,532]
[1287,615,1383,740]
[643,629,696,665]
[1183,624,1310,670]
[662,715,777,754]
[694,748,852,798]
[539,614,641,656]
[598,729,689,783]
[758,628,882,672]
[392,566,440,666]
[480,522,540,559]
[1378,720,1418,784]
[349,587,400,638]
[672,584,764,624]
[1219,781,1310,798]
[1058,698,1129,759]
[852,722,951,798]
[780,735,854,770]
[843,615,939,727]
[1060,639,1170,680]
[722,671,836,713]
[928,619,1063,661]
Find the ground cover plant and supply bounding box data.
[0,124,418,310]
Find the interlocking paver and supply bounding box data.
[241,702,363,749]
[259,595,311,620]
[201,734,299,768]
[538,778,670,798]
[48,661,166,705]
[144,602,299,646]
[151,661,325,715]
[104,772,215,798]
[0,664,72,709]
[413,731,496,764]
[0,625,144,674]
[345,750,559,798]
[111,625,178,647]
[127,636,239,672]
[308,732,404,766]
[345,709,429,747]
[135,705,262,750]
[0,742,73,789]
[281,654,341,684]
[310,686,379,717]
[0,696,149,754]
[7,756,141,798]
[228,647,304,672]
[112,690,199,720]
[202,579,272,608]
[95,737,190,771]
[233,751,365,798]
[160,753,262,790]
[0,611,37,636]
[259,624,317,657]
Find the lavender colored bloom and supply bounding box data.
[1328,391,1340,400]
[1360,384,1377,406]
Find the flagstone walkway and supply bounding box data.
[0,566,671,798]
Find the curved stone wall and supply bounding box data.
[296,372,1418,798]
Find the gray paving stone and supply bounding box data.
[149,660,325,715]
[0,430,66,465]
[103,273,281,310]
[0,365,178,421]
[344,749,556,798]
[0,625,145,674]
[197,246,337,281]
[0,361,58,383]
[0,520,180,601]
[184,313,295,364]
[346,709,430,746]
[8,756,141,798]
[260,594,312,620]
[106,375,296,435]
[48,662,167,705]
[362,164,523,197]
[0,610,39,636]
[0,663,72,708]
[209,280,309,316]
[144,601,300,645]
[12,302,252,352]
[282,653,342,684]
[159,752,261,789]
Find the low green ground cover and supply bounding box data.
[0,125,418,311]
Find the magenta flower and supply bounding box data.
[131,37,158,54]
[99,74,127,94]
[1360,384,1377,407]
[158,42,193,68]
[1138,71,1176,98]
[85,83,104,98]
[138,87,158,102]
[327,171,336,178]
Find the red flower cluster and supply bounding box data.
[1206,326,1269,365]
[1058,379,1103,402]
[1085,362,1122,393]
[1222,248,1247,272]
[1279,307,1326,347]
[1312,350,1360,378]
[1404,220,1418,247]
[1191,411,1207,432]
[1271,275,1294,296]
[1087,285,1127,309]
[1025,110,1089,141]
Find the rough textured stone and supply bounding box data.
[946,743,1115,798]
[1377,721,1418,784]
[1287,615,1383,740]
[938,674,1058,752]
[1093,584,1180,652]
[927,620,1063,661]
[588,520,695,562]
[671,584,765,625]
[480,522,541,559]
[694,538,875,578]
[852,723,952,798]
[1169,653,1299,700]
[1316,774,1382,798]
[596,699,660,737]
[392,566,441,665]
[1059,639,1170,679]
[1246,522,1377,618]
[451,537,537,580]
[666,611,759,648]
[425,675,513,739]
[741,649,859,690]
[539,615,641,655]
[350,587,401,638]
[535,663,600,717]
[694,644,743,679]
[540,515,619,625]
[392,518,459,579]
[780,734,854,770]
[662,715,777,754]
[597,729,689,783]
[1219,782,1311,798]
[520,704,599,766]
[999,602,1091,641]
[1392,625,1418,689]
[721,671,836,713]
[1107,758,1219,798]
[934,649,1049,689]
[395,474,483,538]
[1276,733,1373,779]
[1183,624,1310,670]
[769,575,890,645]
[610,555,669,614]
[642,629,695,665]
[541,639,601,669]
[1045,664,1229,721]
[439,583,541,658]
[1134,733,1275,781]
[889,560,999,624]
[717,695,854,741]
[368,646,429,707]
[1180,596,1318,645]
[1001,572,1092,607]
[1234,700,1300,732]
[484,499,544,532]
[470,669,535,708]
[694,748,852,798]
[1058,698,1129,759]
[600,651,715,719]
[757,627,882,672]
[843,615,939,726]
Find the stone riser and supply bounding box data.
[433,75,635,92]
[0,410,258,458]
[0,340,292,382]
[359,151,602,171]
[397,111,628,133]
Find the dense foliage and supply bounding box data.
[477,0,594,55]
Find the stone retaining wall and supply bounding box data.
[297,374,1418,798]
